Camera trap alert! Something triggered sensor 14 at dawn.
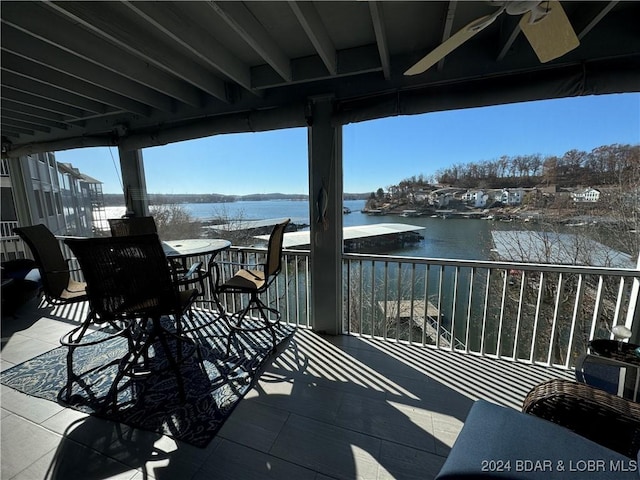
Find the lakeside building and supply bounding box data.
[1,154,106,260]
[499,188,525,206]
[429,188,464,208]
[440,187,527,209]
[57,162,107,235]
[461,189,490,208]
[571,187,601,203]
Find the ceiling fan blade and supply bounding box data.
[404,13,499,76]
[520,0,579,63]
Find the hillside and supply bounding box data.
[102,192,370,206]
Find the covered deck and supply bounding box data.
[2,1,639,336]
[1,298,573,480]
[1,222,639,479]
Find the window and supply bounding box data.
[34,190,44,219]
[55,192,63,214]
[28,156,38,180]
[45,191,55,216]
[1,187,17,221]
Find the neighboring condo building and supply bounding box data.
[1,153,106,260]
[57,162,107,236]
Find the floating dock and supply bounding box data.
[256,223,424,250]
[379,299,440,319]
[377,300,459,348]
[491,231,635,268]
[205,217,291,233]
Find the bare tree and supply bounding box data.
[207,205,257,246]
[489,216,636,366]
[149,203,201,240]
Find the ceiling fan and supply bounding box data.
[404,0,579,76]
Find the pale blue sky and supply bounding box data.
[55,93,639,195]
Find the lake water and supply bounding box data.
[104,199,622,353]
[107,199,513,261]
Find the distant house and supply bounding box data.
[571,187,600,203]
[429,188,462,207]
[429,192,451,207]
[499,188,524,206]
[462,189,490,208]
[413,190,430,202]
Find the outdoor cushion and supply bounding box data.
[436,399,638,480]
[1,259,42,314]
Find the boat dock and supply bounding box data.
[377,300,462,348]
[204,217,293,234]
[490,231,635,268]
[256,223,425,251]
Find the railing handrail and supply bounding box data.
[232,246,639,278]
[7,237,636,277]
[3,234,638,369]
[228,244,311,258]
[344,252,640,277]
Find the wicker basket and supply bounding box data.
[523,379,640,458]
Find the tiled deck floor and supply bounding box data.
[1,299,573,479]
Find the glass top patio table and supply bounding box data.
[162,239,231,299]
[162,239,231,258]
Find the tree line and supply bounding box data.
[430,143,639,189]
[103,192,369,207]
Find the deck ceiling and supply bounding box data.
[1,1,639,157]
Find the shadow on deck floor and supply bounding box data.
[1,297,573,479]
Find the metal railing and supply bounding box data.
[1,158,10,176]
[211,247,311,328]
[0,221,19,242]
[3,234,637,369]
[1,235,312,327]
[343,253,639,369]
[0,232,26,262]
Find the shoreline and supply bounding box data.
[361,205,626,227]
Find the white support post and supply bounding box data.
[626,253,640,344]
[6,156,35,228]
[118,147,149,217]
[307,95,343,335]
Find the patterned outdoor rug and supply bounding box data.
[1,310,295,447]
